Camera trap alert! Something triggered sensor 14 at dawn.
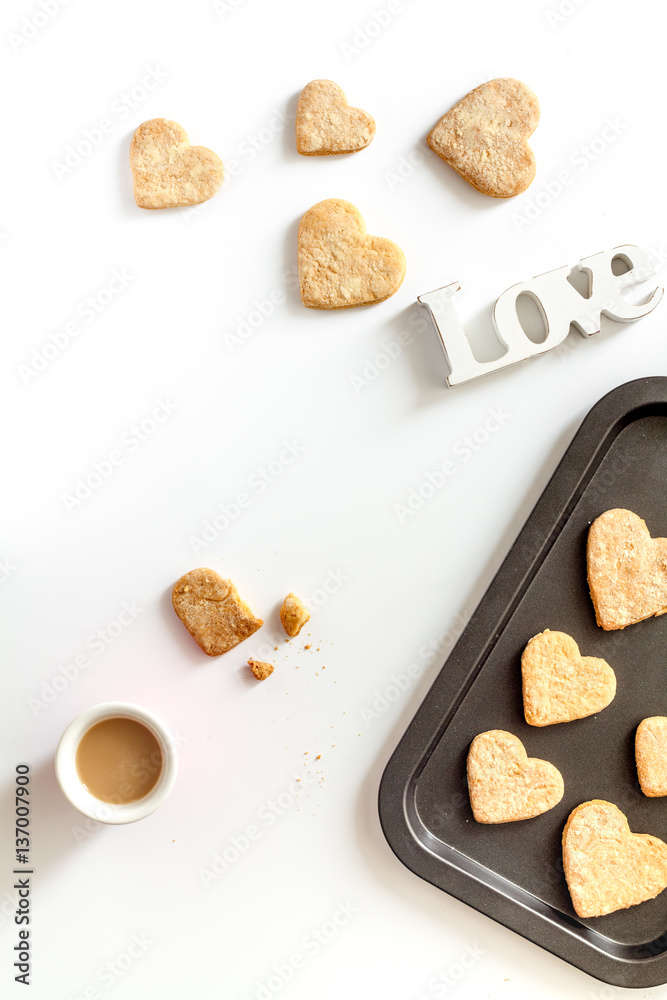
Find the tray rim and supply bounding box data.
[378,376,667,990]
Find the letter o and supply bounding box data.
[248,311,262,328]
[418,483,434,500]
[42,343,58,360]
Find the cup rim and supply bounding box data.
[55,702,178,825]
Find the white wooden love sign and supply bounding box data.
[418,245,663,387]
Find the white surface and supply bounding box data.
[1,0,666,997]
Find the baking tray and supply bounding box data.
[379,377,667,989]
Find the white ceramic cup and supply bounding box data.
[55,702,178,825]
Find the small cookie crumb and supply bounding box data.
[248,658,274,681]
[280,593,310,637]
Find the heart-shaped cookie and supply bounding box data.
[562,800,667,917]
[467,730,564,823]
[172,568,263,656]
[636,717,667,797]
[130,118,224,209]
[298,198,405,309]
[296,79,375,156]
[587,509,667,630]
[521,629,616,726]
[427,78,539,198]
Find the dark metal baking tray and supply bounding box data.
[379,377,667,989]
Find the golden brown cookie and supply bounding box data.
[248,658,274,680]
[279,593,310,637]
[587,509,667,630]
[172,568,263,656]
[562,800,667,917]
[427,78,539,198]
[466,730,563,823]
[296,79,375,155]
[636,717,667,797]
[521,629,616,727]
[298,199,405,309]
[130,118,224,209]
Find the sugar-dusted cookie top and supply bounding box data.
[427,78,539,198]
[521,629,616,727]
[130,118,224,209]
[466,730,563,824]
[636,717,667,797]
[587,508,667,630]
[298,198,405,309]
[296,80,375,155]
[172,568,263,656]
[562,800,667,917]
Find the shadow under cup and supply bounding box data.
[55,702,178,824]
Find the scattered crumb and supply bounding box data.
[280,593,310,637]
[274,646,278,650]
[316,754,321,760]
[304,644,311,650]
[248,658,274,680]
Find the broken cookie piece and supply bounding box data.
[248,658,274,680]
[280,593,310,637]
[172,568,263,656]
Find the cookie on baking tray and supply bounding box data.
[562,799,667,917]
[521,629,616,726]
[587,508,667,630]
[636,717,667,797]
[466,730,564,823]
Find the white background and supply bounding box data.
[0,0,665,997]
